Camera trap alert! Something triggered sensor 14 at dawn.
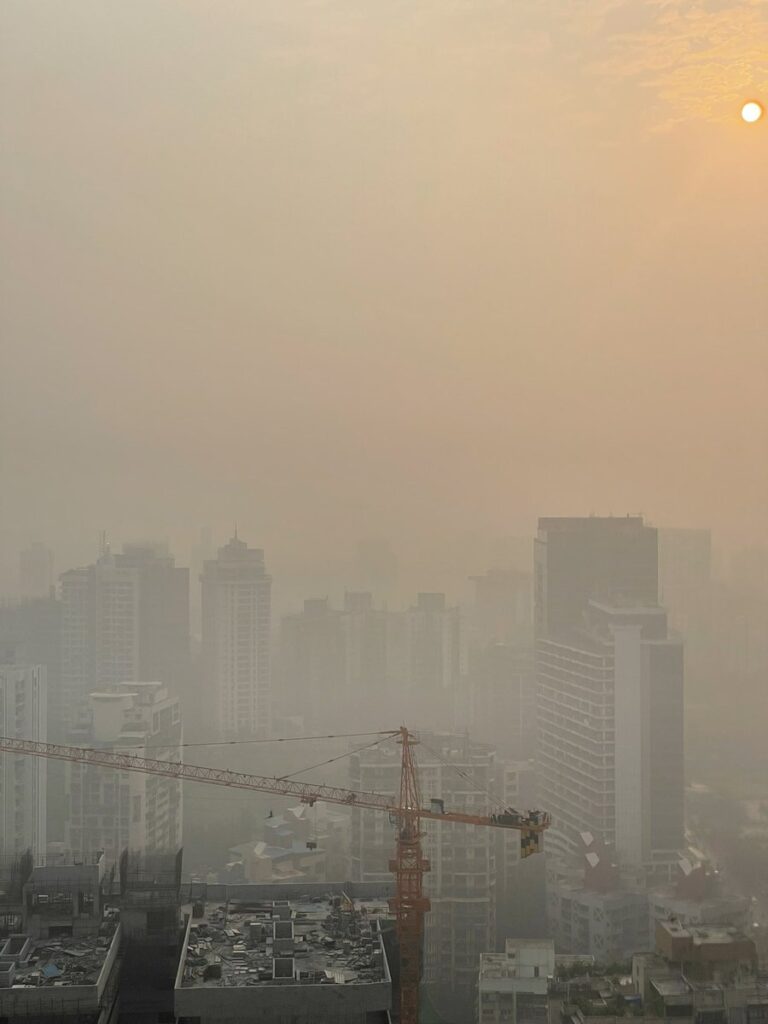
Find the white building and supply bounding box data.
[546,882,649,962]
[0,663,47,862]
[538,601,684,882]
[201,536,272,738]
[66,682,182,865]
[478,939,554,1024]
[611,607,684,878]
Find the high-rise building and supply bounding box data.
[201,535,272,738]
[60,558,140,735]
[399,593,464,732]
[537,615,615,864]
[18,542,54,600]
[611,607,684,875]
[534,516,658,637]
[278,591,391,732]
[535,517,684,886]
[0,661,47,862]
[538,600,683,877]
[59,542,190,737]
[114,542,190,696]
[470,642,535,761]
[658,527,712,684]
[341,591,390,726]
[0,593,61,730]
[467,570,535,761]
[278,598,344,731]
[66,682,182,865]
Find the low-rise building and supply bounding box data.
[478,939,555,1024]
[631,922,768,1024]
[654,920,758,981]
[547,881,649,962]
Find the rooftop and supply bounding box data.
[651,978,691,998]
[660,920,753,946]
[0,924,118,991]
[179,895,390,989]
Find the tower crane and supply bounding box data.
[0,727,549,1024]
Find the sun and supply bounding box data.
[741,101,764,123]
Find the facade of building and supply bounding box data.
[471,640,536,761]
[201,535,272,738]
[279,597,344,731]
[60,543,189,739]
[341,591,390,727]
[535,517,684,884]
[477,939,555,1024]
[350,732,508,1020]
[279,591,392,732]
[633,923,768,1024]
[547,882,649,962]
[610,607,684,877]
[66,682,182,865]
[399,593,465,732]
[537,624,616,865]
[60,557,140,735]
[0,662,47,863]
[538,601,684,879]
[534,516,658,638]
[0,594,61,735]
[114,542,190,696]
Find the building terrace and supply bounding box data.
[0,922,120,1020]
[179,894,390,988]
[175,892,393,1023]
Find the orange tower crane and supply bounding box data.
[0,726,549,1024]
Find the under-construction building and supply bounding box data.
[118,849,186,1023]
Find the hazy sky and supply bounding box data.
[2,0,767,591]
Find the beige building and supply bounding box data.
[201,535,272,738]
[0,662,47,862]
[66,682,182,865]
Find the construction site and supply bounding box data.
[0,728,549,1024]
[0,850,184,1024]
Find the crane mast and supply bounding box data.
[0,727,548,1024]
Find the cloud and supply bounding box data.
[590,0,768,125]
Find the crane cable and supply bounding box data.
[105,729,398,753]
[276,731,398,783]
[419,739,508,814]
